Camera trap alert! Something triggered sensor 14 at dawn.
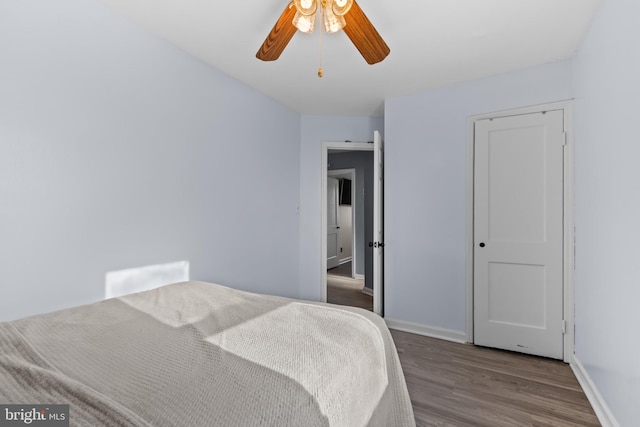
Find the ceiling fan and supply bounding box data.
[256,0,390,66]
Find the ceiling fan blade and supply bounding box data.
[256,2,298,61]
[343,0,390,65]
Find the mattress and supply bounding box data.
[0,281,415,426]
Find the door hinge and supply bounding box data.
[562,132,568,146]
[562,320,567,334]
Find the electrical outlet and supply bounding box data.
[340,247,343,253]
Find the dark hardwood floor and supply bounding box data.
[327,262,353,278]
[326,262,373,311]
[326,279,373,311]
[390,330,600,427]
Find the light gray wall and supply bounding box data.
[328,151,374,289]
[383,59,573,332]
[0,0,301,321]
[573,0,640,425]
[299,116,383,300]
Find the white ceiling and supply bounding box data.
[98,0,601,116]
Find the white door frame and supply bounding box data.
[466,100,575,363]
[321,142,378,313]
[328,168,357,276]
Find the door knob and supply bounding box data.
[479,242,485,248]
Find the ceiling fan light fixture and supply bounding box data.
[332,0,353,16]
[323,6,345,33]
[293,11,315,33]
[256,0,390,66]
[293,0,317,16]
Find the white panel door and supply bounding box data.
[327,177,340,270]
[474,110,564,359]
[373,131,384,316]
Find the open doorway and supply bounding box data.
[321,134,383,315]
[326,168,371,311]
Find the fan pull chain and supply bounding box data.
[318,6,323,77]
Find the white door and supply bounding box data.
[372,131,384,316]
[327,177,340,270]
[474,110,564,359]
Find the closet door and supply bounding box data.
[474,110,565,359]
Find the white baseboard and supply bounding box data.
[354,274,365,280]
[338,257,352,265]
[385,318,467,344]
[361,287,373,297]
[570,356,620,427]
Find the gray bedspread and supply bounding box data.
[0,281,415,426]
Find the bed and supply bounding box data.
[0,281,415,426]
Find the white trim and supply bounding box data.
[465,116,475,343]
[561,103,576,364]
[385,318,467,344]
[321,142,373,306]
[465,100,575,360]
[571,357,620,427]
[372,131,383,316]
[354,273,365,280]
[361,287,374,297]
[338,257,353,265]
